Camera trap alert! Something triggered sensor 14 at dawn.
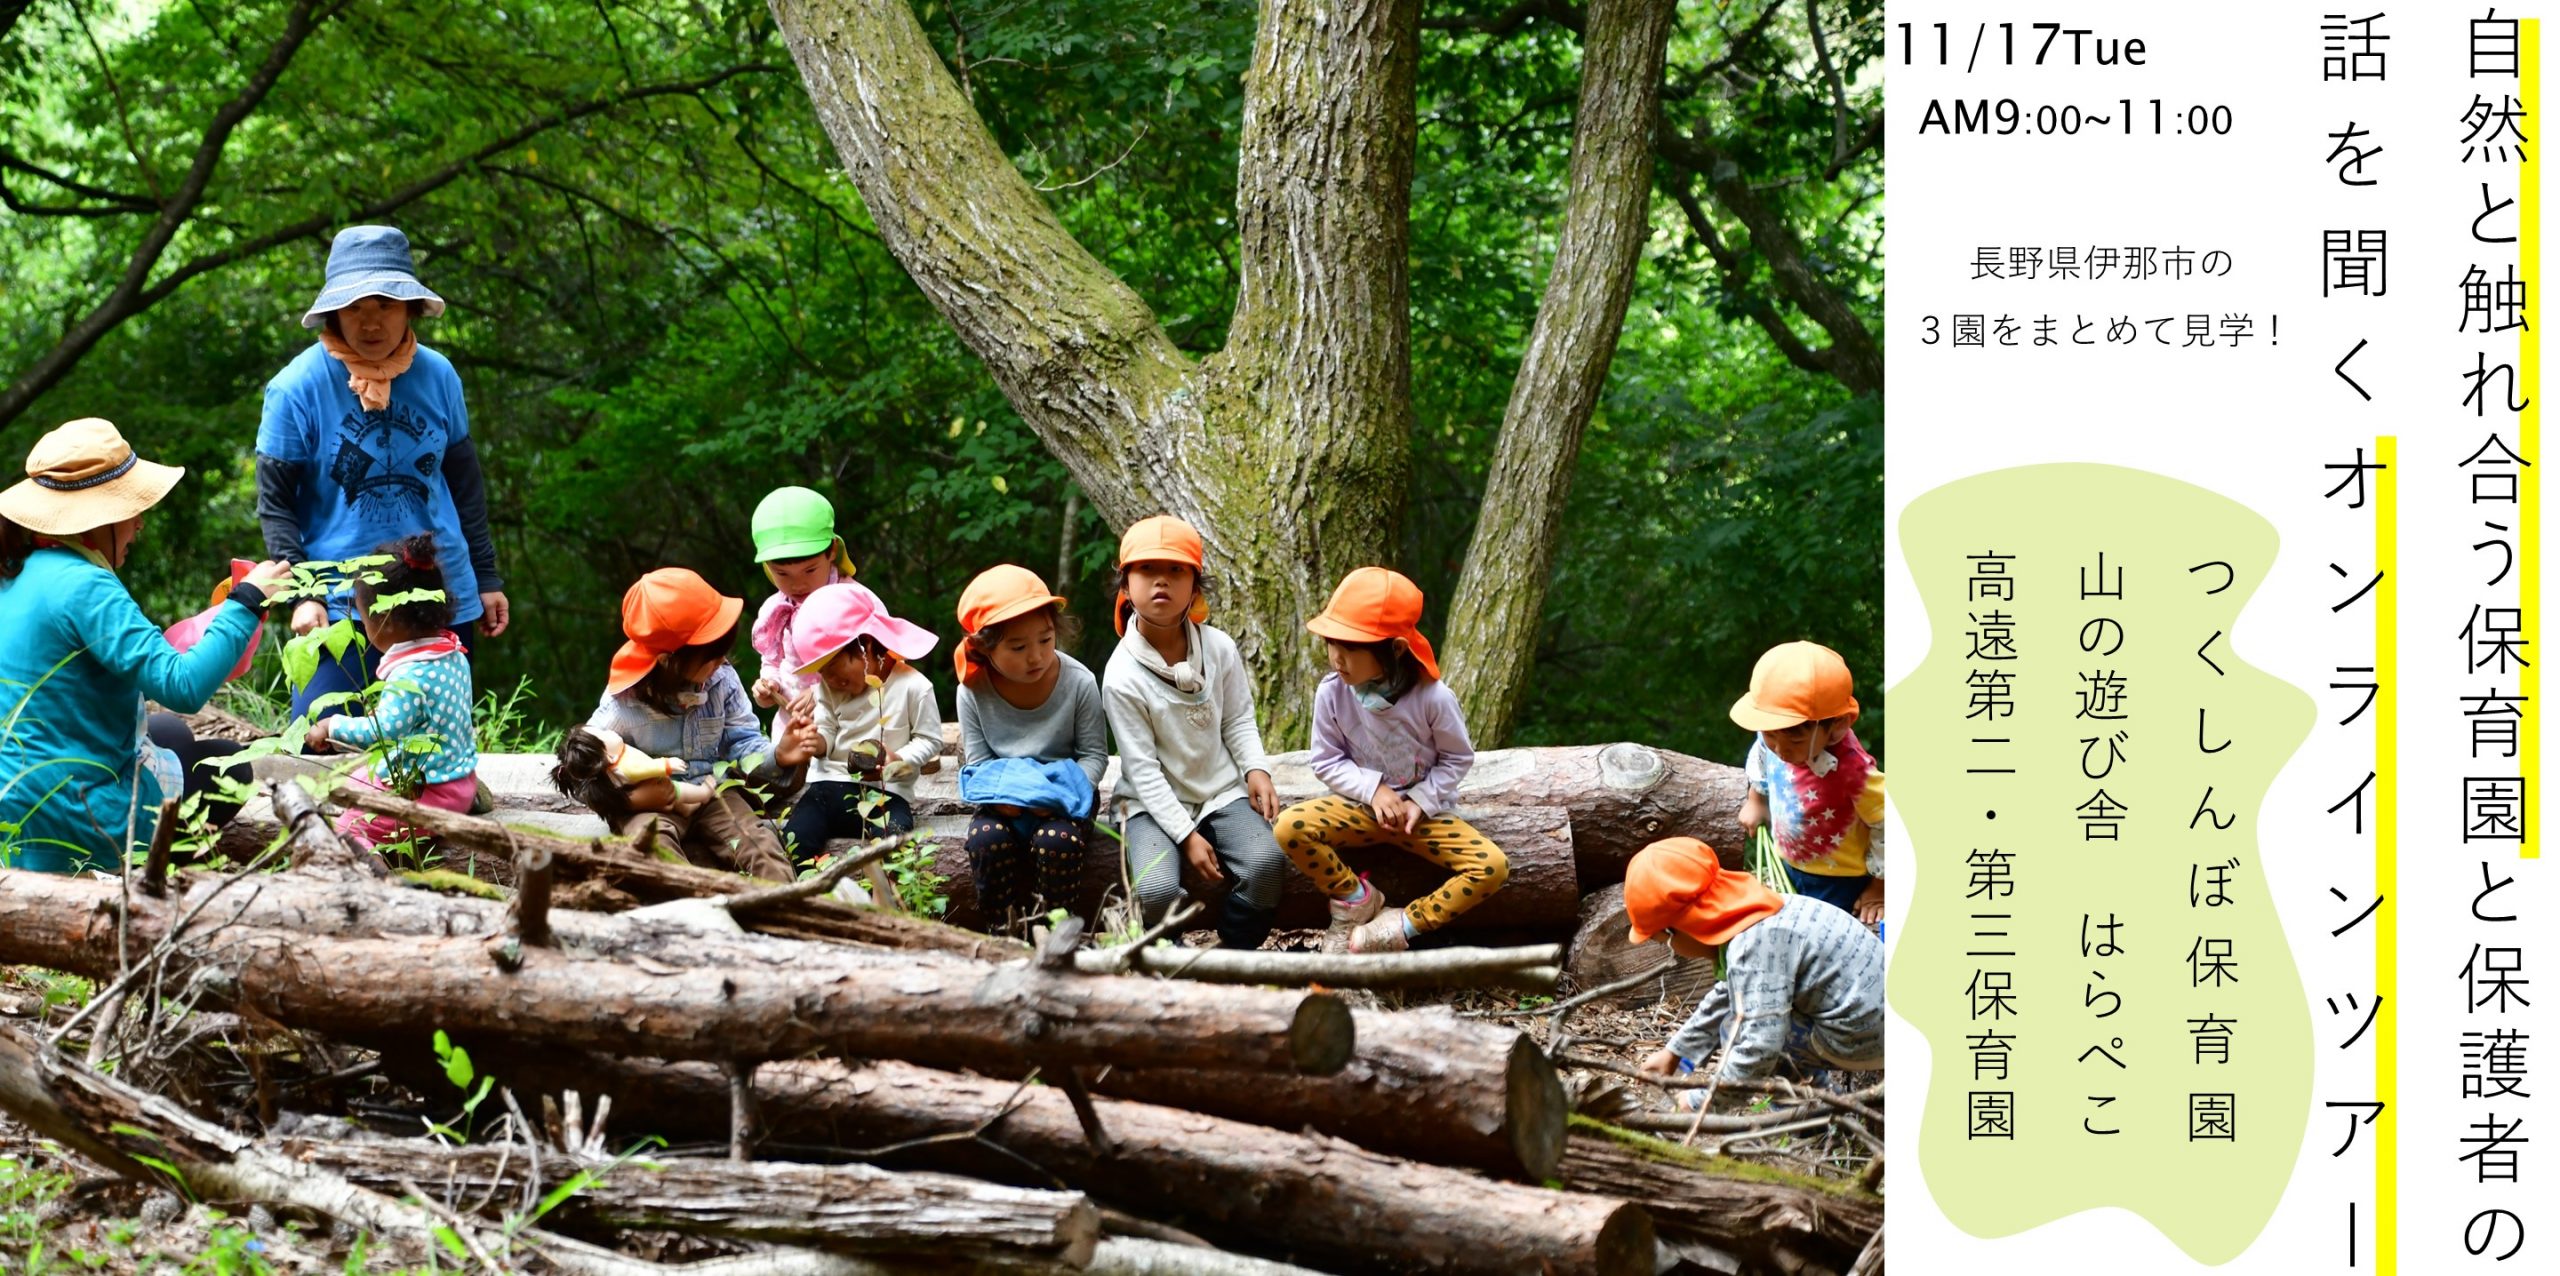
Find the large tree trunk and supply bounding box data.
[768,0,1423,746]
[444,1049,1656,1276]
[285,1137,1101,1268]
[1097,1007,1566,1181]
[1439,0,1680,746]
[0,878,1355,1079]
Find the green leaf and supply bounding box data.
[439,1035,474,1089]
[433,1225,469,1259]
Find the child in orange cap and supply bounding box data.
[552,567,820,882]
[1733,641,1886,929]
[953,565,1109,935]
[1101,515,1288,950]
[1277,567,1508,953]
[1626,837,1883,1085]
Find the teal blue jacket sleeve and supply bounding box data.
[70,569,258,714]
[327,682,422,751]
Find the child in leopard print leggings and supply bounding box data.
[1275,568,1509,953]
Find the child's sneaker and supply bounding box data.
[1328,877,1384,927]
[1348,910,1411,954]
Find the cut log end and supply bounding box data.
[1593,1201,1661,1276]
[1290,993,1355,1075]
[1506,1032,1568,1182]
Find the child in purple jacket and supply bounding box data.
[1274,568,1509,953]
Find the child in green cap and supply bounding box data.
[748,486,860,710]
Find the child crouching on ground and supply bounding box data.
[1277,567,1507,953]
[1733,641,1886,929]
[1102,516,1287,950]
[305,534,479,849]
[782,581,941,860]
[952,565,1109,935]
[555,567,818,882]
[1627,837,1883,1086]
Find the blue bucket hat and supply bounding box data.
[300,225,446,329]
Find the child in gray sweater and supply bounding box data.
[952,565,1110,935]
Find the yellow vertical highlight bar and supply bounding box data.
[2373,434,2397,1275]
[2520,21,2541,860]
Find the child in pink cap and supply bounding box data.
[780,581,942,863]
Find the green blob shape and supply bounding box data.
[1889,464,2314,1263]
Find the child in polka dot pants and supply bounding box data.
[1276,568,1508,953]
[305,534,480,849]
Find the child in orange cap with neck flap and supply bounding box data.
[1628,836,1883,1085]
[1734,641,1887,931]
[1278,566,1509,953]
[1101,515,1288,951]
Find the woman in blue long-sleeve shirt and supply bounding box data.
[0,418,287,871]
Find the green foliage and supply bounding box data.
[425,1029,497,1145]
[2,0,1881,760]
[885,838,952,917]
[476,677,562,754]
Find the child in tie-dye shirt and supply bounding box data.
[1731,642,1886,928]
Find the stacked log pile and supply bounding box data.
[220,739,1755,937]
[0,764,1875,1274]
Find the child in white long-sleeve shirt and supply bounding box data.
[1100,516,1286,951]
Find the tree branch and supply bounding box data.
[0,59,780,427]
[1804,0,1852,172]
[0,149,158,212]
[1441,0,1680,746]
[1667,172,1832,377]
[1423,0,1585,36]
[1656,124,1880,395]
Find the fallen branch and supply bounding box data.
[286,1136,1101,1267]
[324,780,1015,959]
[1075,942,1561,992]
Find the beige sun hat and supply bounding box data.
[0,418,185,536]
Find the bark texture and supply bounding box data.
[446,1049,1654,1276]
[0,875,1353,1078]
[1559,1125,1880,1266]
[767,0,1426,744]
[1096,1007,1566,1181]
[285,1138,1101,1267]
[1440,0,1681,745]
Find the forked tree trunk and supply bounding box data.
[768,0,1681,747]
[767,0,1422,745]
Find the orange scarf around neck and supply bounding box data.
[317,328,418,412]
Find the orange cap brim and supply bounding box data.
[958,591,1068,680]
[606,594,744,694]
[1730,690,1860,732]
[1307,614,1440,681]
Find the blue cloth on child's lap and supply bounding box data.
[258,342,481,623]
[957,757,1097,819]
